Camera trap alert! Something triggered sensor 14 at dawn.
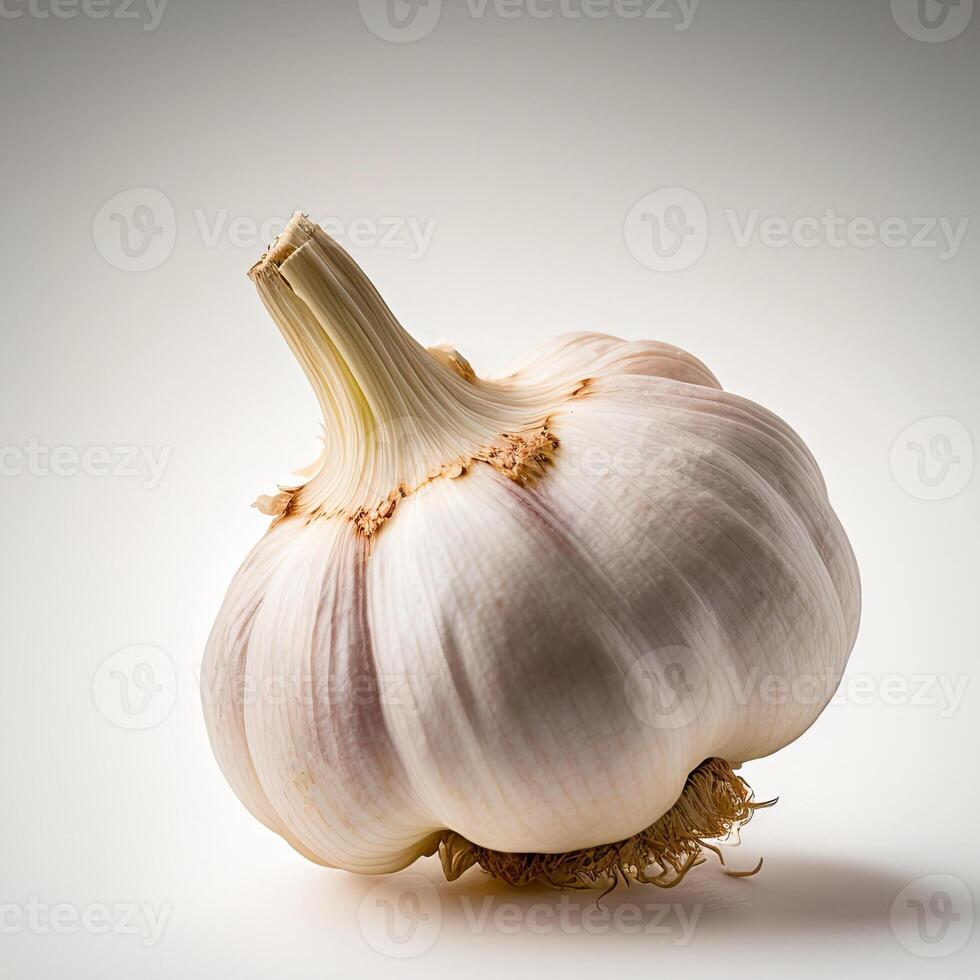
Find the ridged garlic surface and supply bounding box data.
[202,214,860,881]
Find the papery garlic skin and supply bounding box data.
[202,214,860,875]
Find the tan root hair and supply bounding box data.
[433,758,775,890]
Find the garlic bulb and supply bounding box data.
[202,213,860,888]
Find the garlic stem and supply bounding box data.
[249,213,574,522]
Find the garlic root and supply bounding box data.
[433,757,772,889]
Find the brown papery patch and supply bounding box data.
[346,426,561,539]
[252,427,561,539]
[473,426,560,486]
